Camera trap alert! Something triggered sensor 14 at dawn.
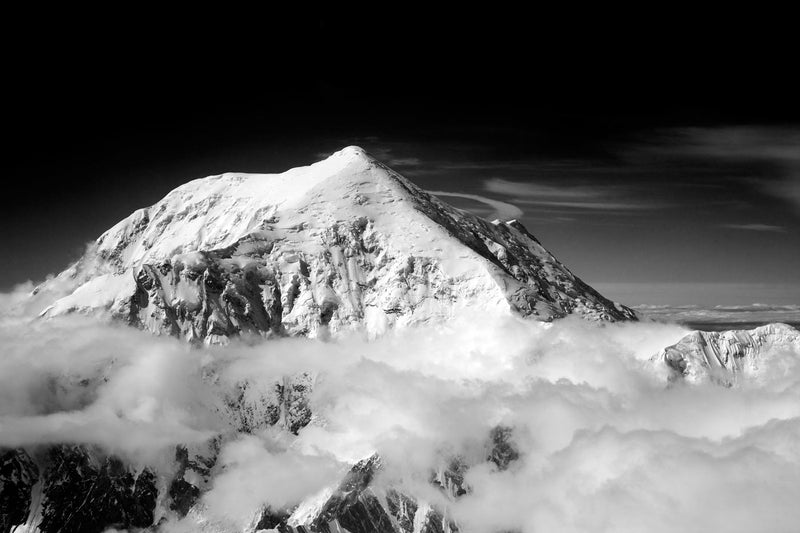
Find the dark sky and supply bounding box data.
[3,12,799,305]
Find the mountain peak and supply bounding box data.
[327,145,370,162]
[37,149,636,342]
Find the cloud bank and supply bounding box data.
[636,303,800,328]
[2,287,800,532]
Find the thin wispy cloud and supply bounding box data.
[645,126,800,214]
[673,127,800,163]
[438,162,545,172]
[485,179,605,199]
[719,223,786,232]
[484,178,667,212]
[428,190,523,221]
[515,199,663,210]
[386,157,422,167]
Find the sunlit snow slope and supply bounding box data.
[37,146,635,343]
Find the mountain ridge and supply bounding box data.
[655,322,800,384]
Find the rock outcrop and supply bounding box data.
[0,449,39,533]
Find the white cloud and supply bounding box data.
[2,294,800,532]
[719,223,786,232]
[484,178,666,211]
[201,434,343,529]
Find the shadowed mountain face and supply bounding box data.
[34,146,634,345]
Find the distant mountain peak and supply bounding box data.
[655,322,800,384]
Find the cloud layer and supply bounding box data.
[2,288,800,532]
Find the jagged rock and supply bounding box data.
[385,489,458,533]
[431,456,469,499]
[224,373,314,435]
[254,506,291,532]
[310,454,395,533]
[487,426,519,471]
[37,146,635,344]
[167,443,218,517]
[37,445,156,533]
[385,489,418,533]
[281,453,461,533]
[655,323,800,385]
[0,448,39,533]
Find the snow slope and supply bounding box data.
[36,146,635,343]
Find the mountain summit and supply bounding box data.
[37,146,635,342]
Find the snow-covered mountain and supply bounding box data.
[35,146,634,343]
[2,147,647,533]
[655,323,800,385]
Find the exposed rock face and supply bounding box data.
[1,446,158,533]
[310,455,396,533]
[486,425,520,472]
[275,453,460,533]
[0,371,317,533]
[224,373,315,435]
[656,323,800,385]
[0,449,39,533]
[168,443,219,518]
[37,146,635,344]
[266,426,519,533]
[37,446,157,533]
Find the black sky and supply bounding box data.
[3,11,799,305]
